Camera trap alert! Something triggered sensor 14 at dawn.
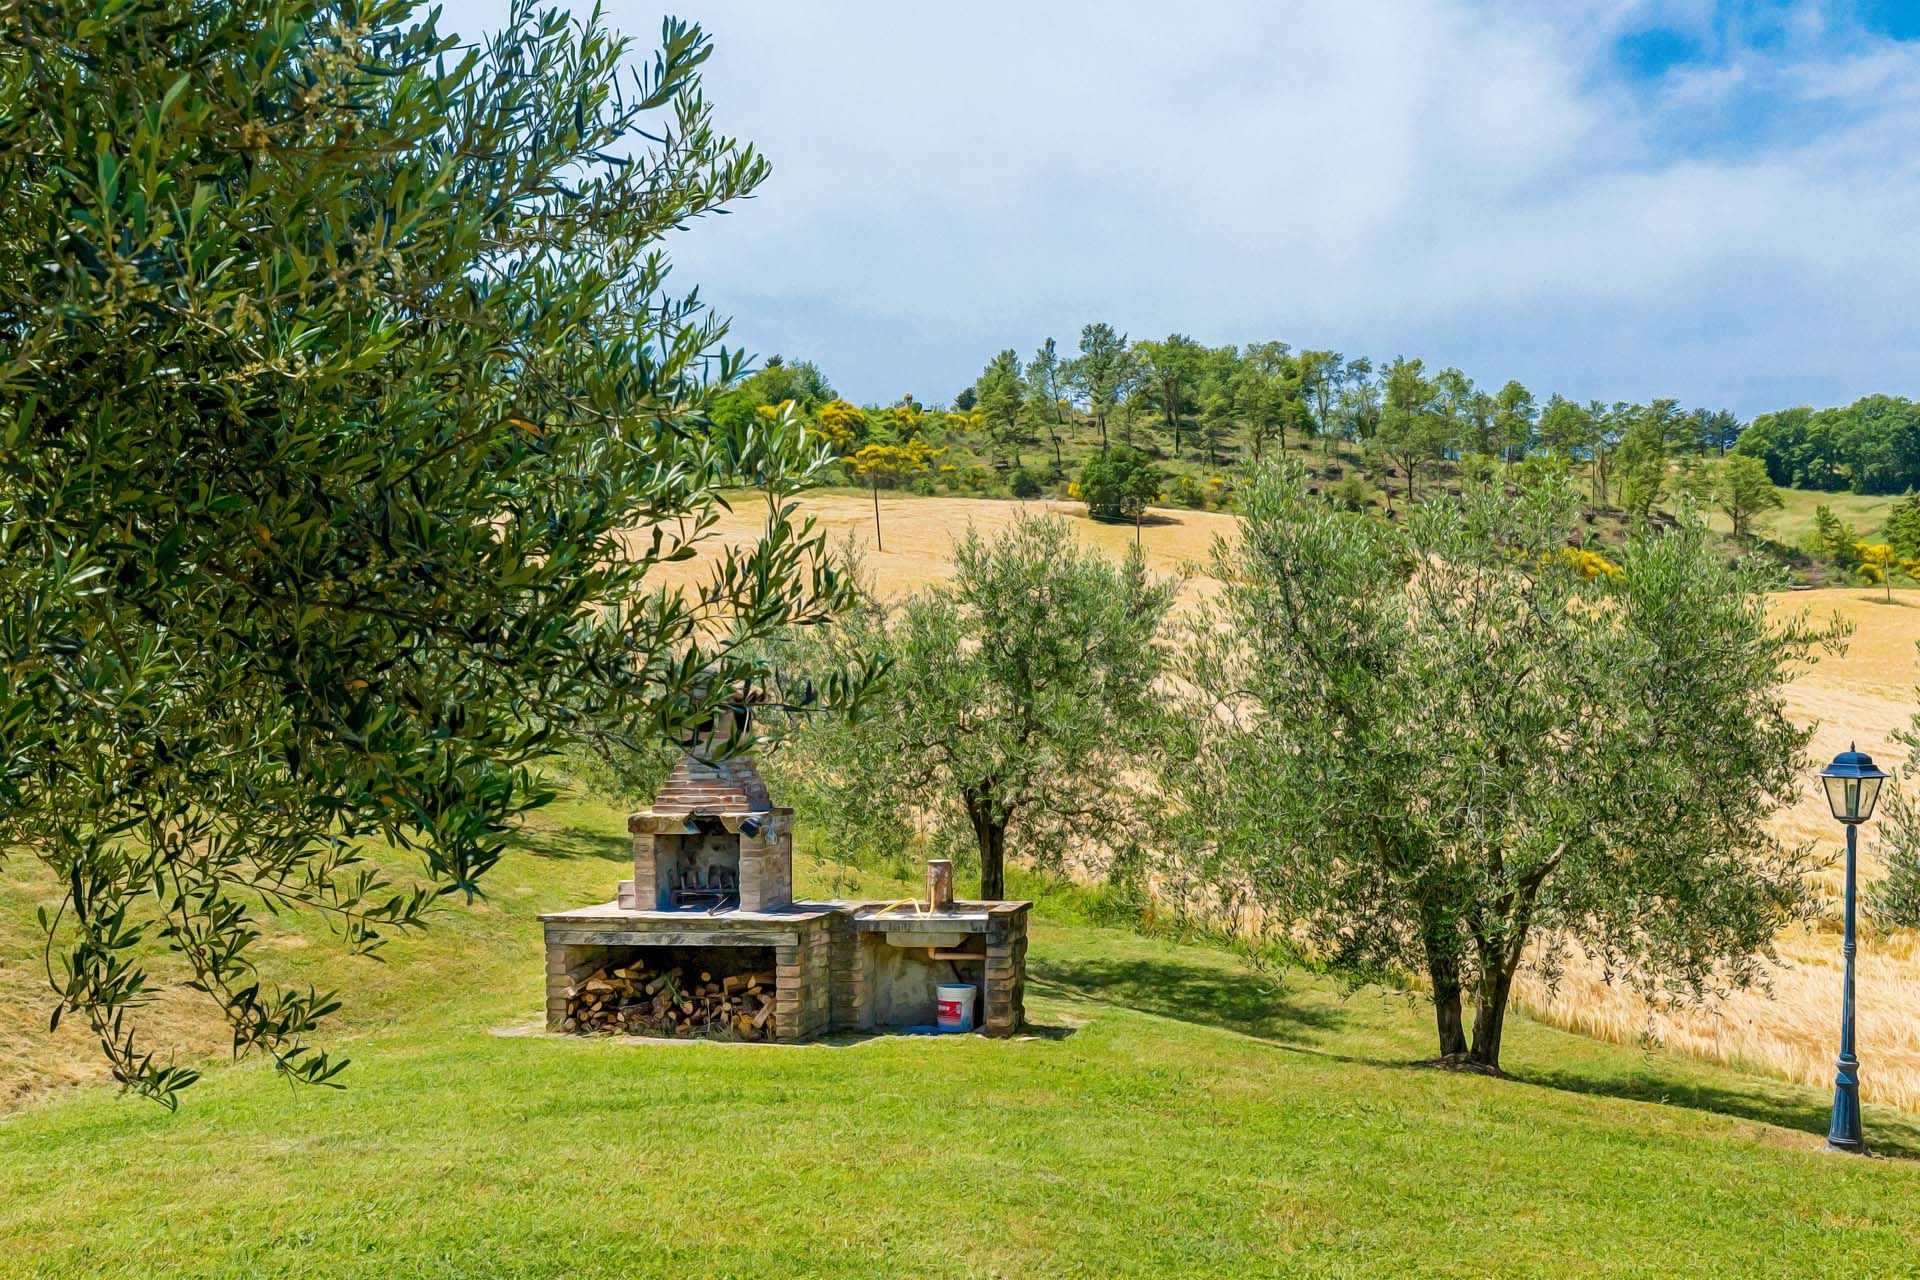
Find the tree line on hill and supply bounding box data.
[714,333,1755,494]
[1733,397,1920,496]
[713,335,1812,559]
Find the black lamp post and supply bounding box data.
[1819,743,1888,1154]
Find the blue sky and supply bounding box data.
[440,1,1920,417]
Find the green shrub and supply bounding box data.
[1332,473,1372,512]
[1460,453,1499,486]
[1078,446,1163,521]
[1514,453,1571,488]
[1008,466,1044,499]
[1165,473,1207,509]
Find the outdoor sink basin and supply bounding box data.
[884,931,969,950]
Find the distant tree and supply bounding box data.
[1493,380,1536,466]
[1078,446,1163,524]
[1137,334,1206,458]
[814,399,867,455]
[851,437,944,551]
[1615,407,1671,523]
[743,359,836,411]
[1298,350,1344,451]
[1377,357,1444,502]
[953,386,977,412]
[1169,461,1833,1071]
[787,517,1173,897]
[1691,407,1743,457]
[1715,456,1784,540]
[1535,394,1590,456]
[1432,368,1478,457]
[1069,322,1131,448]
[1735,396,1920,495]
[1806,504,1860,571]
[1588,400,1631,509]
[1334,357,1379,446]
[1233,362,1283,461]
[1884,491,1920,559]
[1855,542,1898,601]
[1198,391,1236,466]
[1027,338,1070,469]
[975,349,1029,467]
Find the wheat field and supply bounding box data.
[677,493,1920,1109]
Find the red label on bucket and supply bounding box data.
[937,999,961,1019]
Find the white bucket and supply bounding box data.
[935,983,976,1033]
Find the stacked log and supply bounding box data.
[561,961,778,1040]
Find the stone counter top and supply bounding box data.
[539,899,842,927]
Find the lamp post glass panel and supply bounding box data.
[1820,743,1889,1153]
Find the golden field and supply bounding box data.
[679,491,1920,1110]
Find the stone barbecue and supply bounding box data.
[541,716,1028,1042]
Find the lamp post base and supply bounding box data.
[1826,1137,1868,1155]
[1828,1061,1864,1153]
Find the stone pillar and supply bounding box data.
[773,933,804,1041]
[735,810,793,911]
[982,903,1030,1037]
[769,920,833,1041]
[827,909,864,1033]
[803,920,830,1038]
[628,816,658,909]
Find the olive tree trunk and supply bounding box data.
[965,785,1008,899]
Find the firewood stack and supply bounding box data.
[561,961,778,1040]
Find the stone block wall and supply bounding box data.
[736,811,793,912]
[983,903,1030,1036]
[827,912,865,1033]
[774,917,831,1041]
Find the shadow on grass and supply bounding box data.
[1521,1065,1920,1161]
[515,824,630,862]
[1029,954,1345,1046]
[1037,947,1920,1159]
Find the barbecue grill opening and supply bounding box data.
[653,817,742,912]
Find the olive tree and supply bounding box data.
[1869,709,1920,929]
[1166,460,1836,1071]
[0,0,865,1104]
[779,516,1173,898]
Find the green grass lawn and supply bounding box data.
[3,790,1920,1278]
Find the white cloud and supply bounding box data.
[441,0,1920,414]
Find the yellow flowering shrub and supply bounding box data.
[809,398,864,454]
[1855,542,1895,584]
[852,435,945,486]
[1554,547,1623,581]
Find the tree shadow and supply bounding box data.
[515,824,630,862]
[1029,954,1345,1046]
[1035,950,1920,1160]
[1521,1064,1920,1161]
